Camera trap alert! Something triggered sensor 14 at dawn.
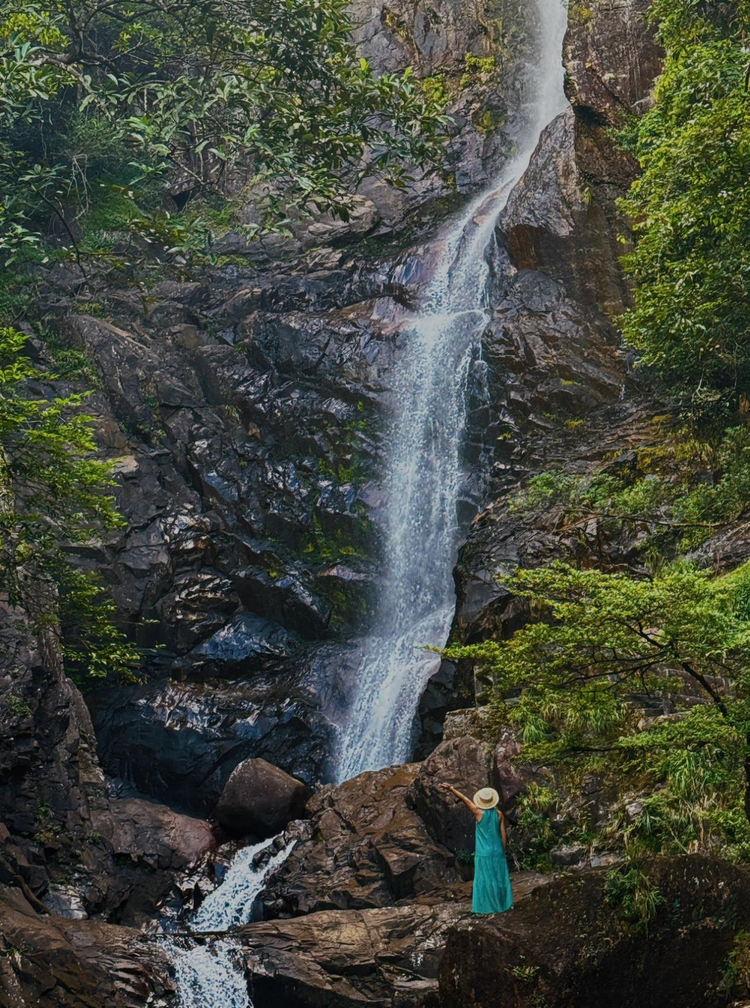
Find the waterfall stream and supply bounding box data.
[168,836,295,1007]
[169,1,568,1001]
[333,0,569,782]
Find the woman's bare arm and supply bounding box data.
[440,782,483,821]
[497,808,508,851]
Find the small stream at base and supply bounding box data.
[166,836,295,1008]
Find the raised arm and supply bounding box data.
[440,782,483,822]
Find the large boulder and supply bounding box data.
[431,855,750,1008]
[94,798,215,871]
[408,737,493,856]
[215,758,307,838]
[262,763,463,917]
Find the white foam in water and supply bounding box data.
[333,0,569,783]
[169,835,296,1007]
[172,940,250,1008]
[191,836,296,932]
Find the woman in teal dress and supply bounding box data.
[440,783,513,914]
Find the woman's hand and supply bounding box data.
[439,782,453,793]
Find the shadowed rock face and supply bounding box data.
[563,0,663,124]
[430,856,750,1008]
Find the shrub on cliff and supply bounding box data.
[0,325,139,680]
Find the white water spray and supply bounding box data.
[334,0,568,782]
[169,836,295,1008]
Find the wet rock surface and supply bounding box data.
[0,4,707,1007]
[430,856,750,1008]
[89,674,330,817]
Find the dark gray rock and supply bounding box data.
[89,676,330,818]
[188,613,298,673]
[215,758,307,838]
[563,0,663,123]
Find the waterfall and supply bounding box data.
[333,0,569,782]
[168,4,568,1001]
[168,836,296,1007]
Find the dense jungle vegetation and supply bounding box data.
[447,0,750,912]
[3,0,750,920]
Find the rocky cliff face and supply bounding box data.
[452,0,663,652]
[1,2,716,1007]
[24,0,575,817]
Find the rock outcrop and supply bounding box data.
[239,903,471,1008]
[216,759,307,838]
[262,763,464,916]
[430,856,750,1008]
[0,887,173,1007]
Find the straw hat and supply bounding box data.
[473,787,499,809]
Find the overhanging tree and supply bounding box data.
[0,0,449,266]
[445,562,750,860]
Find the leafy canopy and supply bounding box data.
[445,562,750,860]
[620,0,750,420]
[0,326,139,679]
[0,0,448,267]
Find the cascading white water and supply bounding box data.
[334,0,568,782]
[169,836,296,1008]
[191,837,295,932]
[169,5,568,1002]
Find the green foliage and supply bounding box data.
[460,53,497,88]
[444,561,750,861]
[620,0,750,419]
[57,565,140,681]
[0,0,449,272]
[0,325,139,680]
[720,930,750,996]
[513,783,558,870]
[605,864,665,930]
[510,423,750,554]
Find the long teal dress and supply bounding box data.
[473,810,513,914]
